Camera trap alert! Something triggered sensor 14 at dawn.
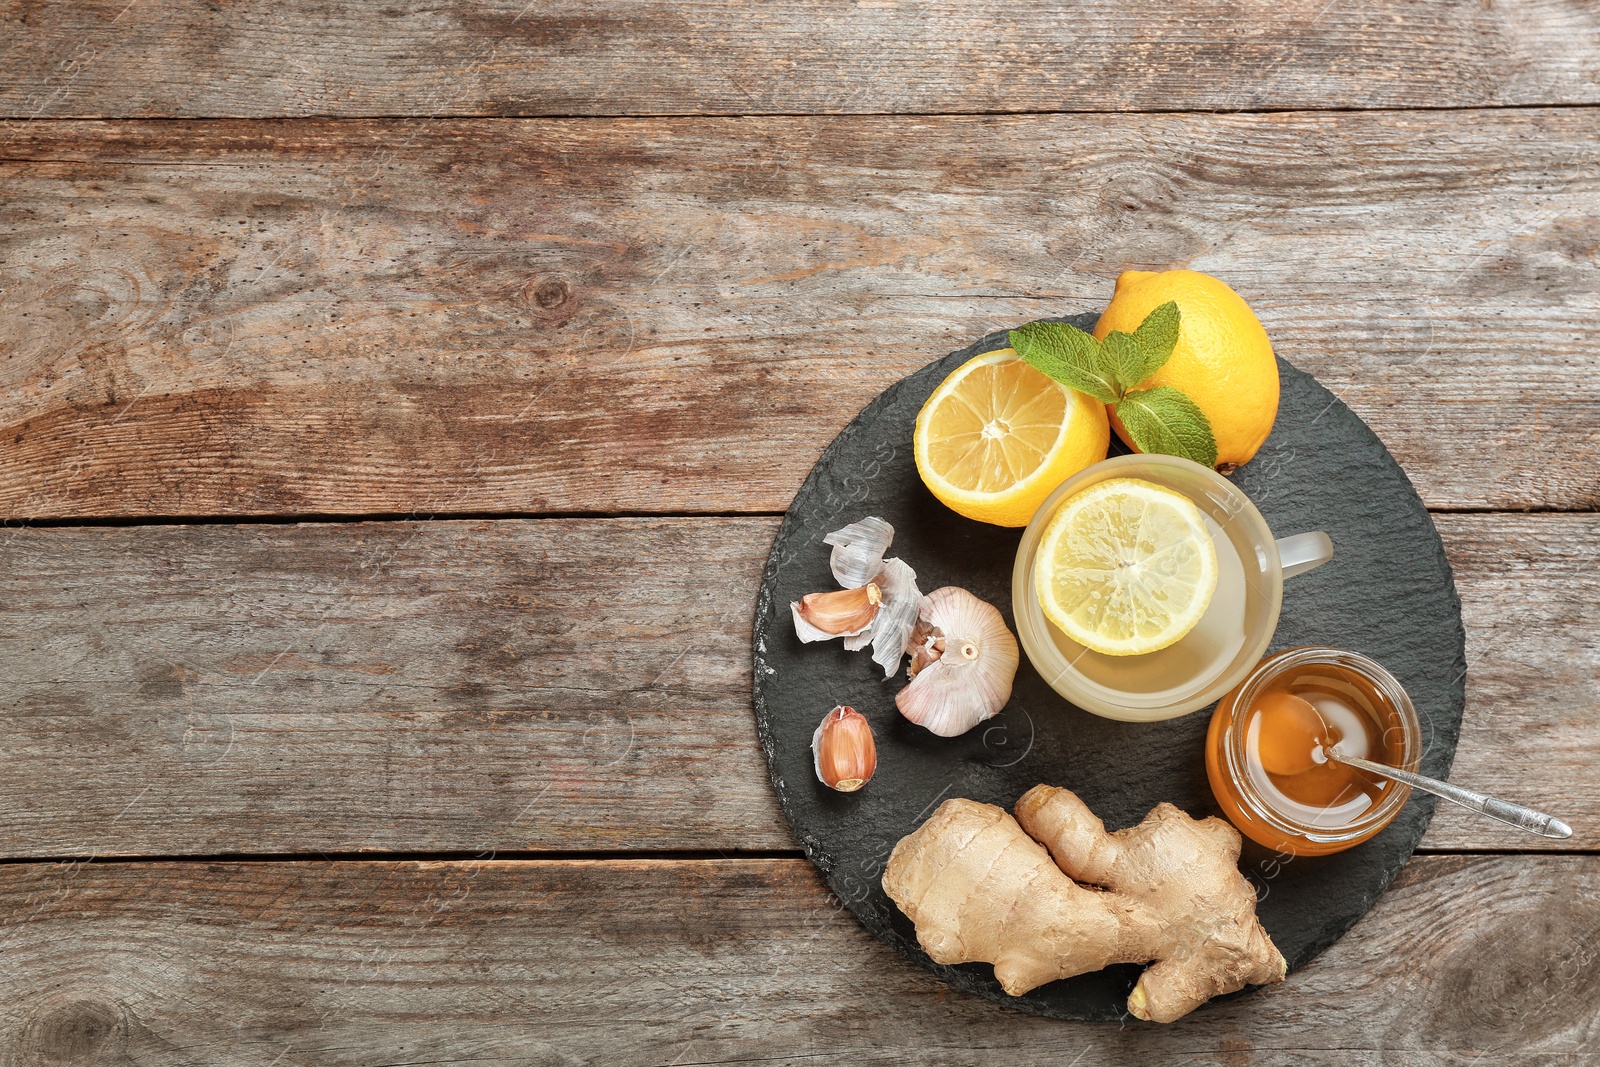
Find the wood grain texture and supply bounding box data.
[0,517,780,857]
[2,0,1598,119]
[1,513,1592,858]
[0,855,1595,1064]
[3,111,1599,518]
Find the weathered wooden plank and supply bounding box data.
[2,0,1598,119]
[2,112,1599,518]
[1423,514,1600,851]
[0,513,1591,857]
[0,855,1594,1063]
[0,517,784,857]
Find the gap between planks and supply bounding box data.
[0,845,1594,868]
[4,101,1600,126]
[4,509,793,529]
[0,849,809,867]
[5,505,1596,530]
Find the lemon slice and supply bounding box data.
[1035,478,1219,656]
[914,349,1109,528]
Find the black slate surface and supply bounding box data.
[750,312,1467,1022]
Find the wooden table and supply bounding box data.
[2,3,1597,1063]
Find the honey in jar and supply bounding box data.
[1206,647,1421,856]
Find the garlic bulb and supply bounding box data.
[895,586,1019,737]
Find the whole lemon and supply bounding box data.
[1094,270,1279,471]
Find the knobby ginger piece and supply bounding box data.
[881,785,1286,1023]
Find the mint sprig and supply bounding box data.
[1008,303,1219,469]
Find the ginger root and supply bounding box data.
[881,785,1286,1022]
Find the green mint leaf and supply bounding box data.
[1100,331,1143,392]
[1123,300,1182,387]
[1116,385,1218,469]
[1008,320,1121,405]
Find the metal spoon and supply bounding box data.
[1326,750,1571,839]
[1256,690,1572,840]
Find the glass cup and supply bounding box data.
[1011,454,1333,722]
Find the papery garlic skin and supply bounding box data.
[813,705,877,791]
[824,517,894,589]
[895,587,1020,737]
[867,558,920,678]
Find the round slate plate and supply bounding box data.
[752,313,1467,1021]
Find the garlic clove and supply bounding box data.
[895,587,1020,737]
[869,558,922,678]
[906,630,942,679]
[824,517,895,589]
[793,602,849,643]
[813,705,877,792]
[794,583,881,642]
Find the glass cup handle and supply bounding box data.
[1277,532,1334,579]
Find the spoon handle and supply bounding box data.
[1333,754,1572,839]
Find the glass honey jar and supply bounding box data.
[1206,647,1422,856]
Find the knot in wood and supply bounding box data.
[530,278,572,309]
[19,995,128,1064]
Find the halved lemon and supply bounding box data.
[1035,478,1219,656]
[914,349,1109,528]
